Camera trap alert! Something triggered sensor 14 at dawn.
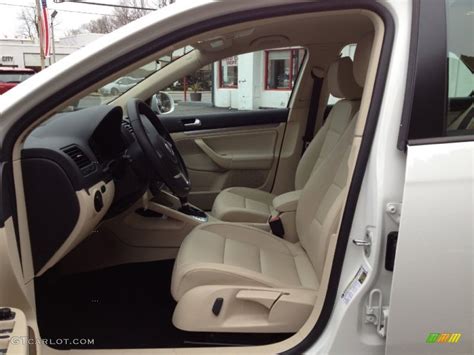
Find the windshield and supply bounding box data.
[0,72,34,83]
[70,45,193,111]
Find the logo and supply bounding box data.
[426,333,462,344]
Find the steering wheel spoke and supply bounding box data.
[127,99,191,198]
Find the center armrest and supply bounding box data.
[272,190,301,213]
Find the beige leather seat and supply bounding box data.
[171,34,373,333]
[211,56,362,223]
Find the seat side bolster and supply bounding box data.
[172,262,309,301]
[173,285,318,333]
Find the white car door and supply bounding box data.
[386,141,473,354]
[386,0,473,353]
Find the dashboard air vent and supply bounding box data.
[122,120,134,134]
[61,145,95,175]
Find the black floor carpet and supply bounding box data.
[35,259,291,349]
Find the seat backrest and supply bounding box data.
[295,33,374,279]
[294,57,362,190]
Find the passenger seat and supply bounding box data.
[211,56,362,223]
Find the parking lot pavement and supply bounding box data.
[172,101,238,116]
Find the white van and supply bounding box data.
[0,0,472,354]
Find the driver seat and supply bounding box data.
[170,33,373,333]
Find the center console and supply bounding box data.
[153,191,209,223]
[0,307,28,355]
[102,190,215,249]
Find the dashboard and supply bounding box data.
[22,105,150,274]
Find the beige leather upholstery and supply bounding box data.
[294,99,359,190]
[171,35,372,332]
[211,187,275,223]
[171,223,318,300]
[272,190,301,213]
[354,32,374,87]
[212,57,362,223]
[172,117,356,301]
[327,56,363,99]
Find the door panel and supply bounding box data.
[161,108,288,133]
[386,142,473,354]
[170,116,286,210]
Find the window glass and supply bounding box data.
[66,45,194,111]
[162,47,306,115]
[446,0,474,134]
[265,48,305,90]
[219,56,238,88]
[266,50,291,89]
[292,48,306,87]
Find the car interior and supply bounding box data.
[12,9,385,351]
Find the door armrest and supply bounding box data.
[195,138,273,170]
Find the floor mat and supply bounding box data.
[35,259,291,349]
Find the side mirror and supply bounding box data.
[151,91,175,115]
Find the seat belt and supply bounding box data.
[302,67,325,155]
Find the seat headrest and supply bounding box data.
[354,32,374,87]
[327,57,362,100]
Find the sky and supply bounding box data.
[0,0,122,39]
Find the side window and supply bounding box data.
[219,57,238,88]
[163,47,306,115]
[446,0,474,134]
[265,48,305,90]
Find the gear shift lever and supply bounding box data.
[179,196,189,207]
[178,196,208,221]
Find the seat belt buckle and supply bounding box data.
[269,215,284,238]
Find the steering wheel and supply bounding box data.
[127,98,191,198]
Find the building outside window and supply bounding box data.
[265,48,305,90]
[219,56,238,88]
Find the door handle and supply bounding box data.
[183,118,202,128]
[352,239,371,247]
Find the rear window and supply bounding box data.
[0,71,34,83]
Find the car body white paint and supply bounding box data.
[386,141,474,355]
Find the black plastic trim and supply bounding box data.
[161,108,288,133]
[396,0,420,151]
[0,163,13,228]
[22,158,80,273]
[408,134,474,146]
[0,1,395,352]
[397,0,447,150]
[0,162,21,264]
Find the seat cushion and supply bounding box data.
[171,222,319,300]
[211,187,276,223]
